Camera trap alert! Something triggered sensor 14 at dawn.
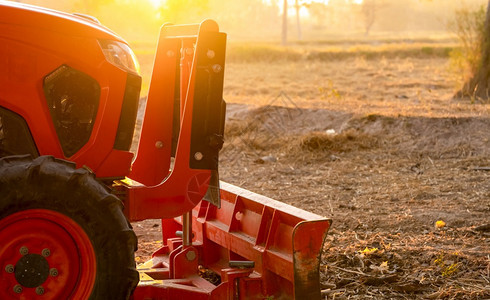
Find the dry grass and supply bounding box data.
[133,39,490,299]
[296,130,379,153]
[133,39,459,98]
[227,42,455,63]
[219,109,490,299]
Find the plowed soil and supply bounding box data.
[133,56,490,299]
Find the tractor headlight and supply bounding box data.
[99,40,140,74]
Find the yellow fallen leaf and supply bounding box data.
[360,247,378,255]
[435,220,446,228]
[442,263,460,277]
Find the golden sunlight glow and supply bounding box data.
[148,0,164,8]
[322,0,364,4]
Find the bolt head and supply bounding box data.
[13,284,22,294]
[35,286,45,295]
[194,152,203,161]
[207,49,215,59]
[5,264,14,273]
[166,50,175,57]
[212,64,222,73]
[185,48,194,56]
[186,250,196,261]
[155,141,164,149]
[19,246,28,256]
[49,268,58,277]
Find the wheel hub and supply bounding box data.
[14,253,50,288]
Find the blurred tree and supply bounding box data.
[361,0,376,35]
[456,0,490,100]
[295,0,302,40]
[281,0,304,44]
[282,0,288,45]
[306,2,328,28]
[359,0,387,36]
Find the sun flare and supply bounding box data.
[148,0,164,8]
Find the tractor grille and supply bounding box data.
[43,65,100,157]
[113,73,141,151]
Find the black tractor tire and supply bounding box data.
[0,155,139,299]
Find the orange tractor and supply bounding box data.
[0,2,331,299]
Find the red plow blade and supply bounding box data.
[133,182,331,299]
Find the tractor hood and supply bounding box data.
[0,2,124,42]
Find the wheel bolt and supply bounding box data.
[35,286,44,295]
[42,248,51,257]
[5,264,14,273]
[19,246,29,256]
[13,284,22,294]
[49,268,58,277]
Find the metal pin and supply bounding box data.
[229,261,255,269]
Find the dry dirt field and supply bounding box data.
[133,49,490,299]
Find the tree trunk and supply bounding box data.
[362,0,376,36]
[282,0,288,46]
[457,0,490,100]
[295,0,302,40]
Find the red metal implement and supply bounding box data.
[132,182,331,299]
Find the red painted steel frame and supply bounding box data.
[125,21,222,220]
[131,182,331,300]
